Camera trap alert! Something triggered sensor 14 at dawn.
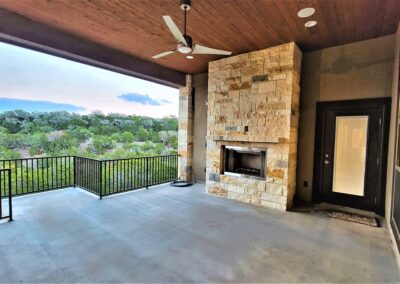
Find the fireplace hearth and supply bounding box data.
[222,146,266,179]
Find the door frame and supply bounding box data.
[312,98,391,215]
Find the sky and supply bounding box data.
[0,42,179,117]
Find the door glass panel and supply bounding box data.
[332,116,368,196]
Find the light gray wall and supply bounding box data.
[192,73,208,182]
[387,23,400,265]
[387,25,400,219]
[297,35,396,203]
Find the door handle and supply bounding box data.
[324,160,331,165]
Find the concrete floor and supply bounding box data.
[0,184,399,283]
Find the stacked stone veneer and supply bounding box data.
[178,75,194,181]
[206,42,302,210]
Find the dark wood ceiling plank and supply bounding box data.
[273,0,310,48]
[0,0,398,74]
[380,0,400,35]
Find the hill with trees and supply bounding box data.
[0,110,178,159]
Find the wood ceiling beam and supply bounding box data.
[0,8,186,88]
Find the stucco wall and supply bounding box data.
[387,25,400,219]
[297,35,396,202]
[387,23,400,264]
[192,73,208,182]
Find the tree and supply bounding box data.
[0,147,22,159]
[90,136,114,154]
[29,133,49,155]
[120,131,134,143]
[2,116,21,133]
[46,133,79,155]
[0,110,178,159]
[158,130,177,146]
[137,127,149,141]
[68,127,92,142]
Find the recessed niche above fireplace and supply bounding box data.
[222,146,266,180]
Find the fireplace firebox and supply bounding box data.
[222,146,266,179]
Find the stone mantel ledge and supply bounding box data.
[208,135,284,143]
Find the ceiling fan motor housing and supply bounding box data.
[177,34,192,53]
[183,34,192,48]
[180,0,191,11]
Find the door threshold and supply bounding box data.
[292,203,381,227]
[317,203,378,217]
[292,202,379,217]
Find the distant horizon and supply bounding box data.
[0,104,177,118]
[0,42,179,118]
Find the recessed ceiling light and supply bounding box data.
[298,7,315,18]
[186,55,194,60]
[305,20,318,28]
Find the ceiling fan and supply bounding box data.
[152,0,232,60]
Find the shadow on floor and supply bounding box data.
[0,183,399,282]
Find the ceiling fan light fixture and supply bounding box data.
[305,20,318,28]
[297,7,315,18]
[186,55,194,60]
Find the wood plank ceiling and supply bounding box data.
[0,0,399,74]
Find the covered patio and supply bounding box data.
[1,0,400,282]
[1,184,399,282]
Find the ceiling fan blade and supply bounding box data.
[162,16,187,45]
[192,44,232,55]
[152,50,176,59]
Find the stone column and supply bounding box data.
[178,75,194,181]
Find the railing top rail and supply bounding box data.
[0,156,74,162]
[0,168,11,172]
[100,154,178,162]
[74,156,101,162]
[0,154,179,163]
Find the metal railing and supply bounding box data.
[101,155,178,197]
[0,156,74,196]
[0,155,178,199]
[75,156,102,197]
[0,169,12,221]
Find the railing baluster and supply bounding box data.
[40,158,43,190]
[123,159,126,191]
[0,170,3,217]
[107,161,110,195]
[19,160,23,195]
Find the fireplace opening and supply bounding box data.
[222,146,266,179]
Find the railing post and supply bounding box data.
[99,160,103,200]
[73,156,77,188]
[7,169,13,222]
[145,157,149,189]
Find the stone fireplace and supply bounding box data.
[206,42,302,210]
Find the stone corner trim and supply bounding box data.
[206,42,302,211]
[178,75,193,182]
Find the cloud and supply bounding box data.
[118,93,172,106]
[0,97,85,113]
